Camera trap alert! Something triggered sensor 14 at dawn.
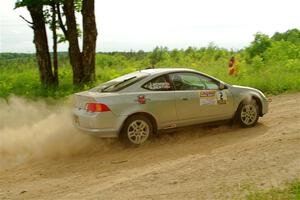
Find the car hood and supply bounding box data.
[231,85,260,92]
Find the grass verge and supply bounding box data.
[247,181,300,200]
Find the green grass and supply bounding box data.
[247,181,300,200]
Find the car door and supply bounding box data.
[169,72,233,126]
[141,75,177,129]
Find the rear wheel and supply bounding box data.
[237,98,259,127]
[121,115,153,146]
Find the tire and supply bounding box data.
[236,98,259,128]
[120,115,153,146]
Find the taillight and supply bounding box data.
[85,103,111,112]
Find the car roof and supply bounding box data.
[139,68,198,75]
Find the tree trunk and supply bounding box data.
[57,3,68,40]
[27,5,56,87]
[63,0,83,85]
[51,3,59,85]
[81,0,97,84]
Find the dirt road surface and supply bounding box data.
[0,93,300,199]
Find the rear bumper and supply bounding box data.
[73,108,126,138]
[73,122,118,137]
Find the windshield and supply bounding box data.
[90,71,149,92]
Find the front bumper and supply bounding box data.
[261,96,269,116]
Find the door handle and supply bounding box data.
[181,97,189,101]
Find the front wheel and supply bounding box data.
[120,115,153,146]
[237,99,259,127]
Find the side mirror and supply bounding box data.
[219,83,225,90]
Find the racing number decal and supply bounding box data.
[219,92,224,100]
[199,90,228,105]
[217,90,227,104]
[217,91,227,104]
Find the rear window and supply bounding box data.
[90,71,149,92]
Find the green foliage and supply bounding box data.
[0,53,33,60]
[149,46,170,67]
[251,55,264,70]
[245,33,272,62]
[1,29,300,99]
[263,41,300,62]
[272,29,300,44]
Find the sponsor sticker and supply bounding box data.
[200,98,217,106]
[199,90,217,106]
[200,90,216,97]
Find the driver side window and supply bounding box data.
[169,72,219,90]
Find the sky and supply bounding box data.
[0,0,300,53]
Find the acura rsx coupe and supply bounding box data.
[73,68,268,145]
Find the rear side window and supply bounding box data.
[91,73,149,93]
[143,75,172,91]
[101,76,147,92]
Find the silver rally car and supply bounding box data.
[73,68,268,145]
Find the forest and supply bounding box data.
[1,29,300,99]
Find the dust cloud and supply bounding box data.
[0,96,237,170]
[0,96,115,170]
